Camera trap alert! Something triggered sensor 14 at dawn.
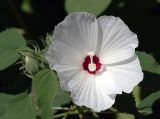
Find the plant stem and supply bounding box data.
[52,107,70,111]
[53,110,79,119]
[139,110,151,114]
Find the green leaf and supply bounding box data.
[5,93,36,119]
[20,0,33,14]
[0,93,14,119]
[132,86,141,107]
[52,87,71,114]
[136,51,160,75]
[0,29,26,70]
[65,0,112,16]
[115,113,134,119]
[33,69,59,119]
[52,88,71,107]
[138,91,160,114]
[132,86,153,109]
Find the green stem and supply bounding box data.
[109,107,118,112]
[52,107,124,119]
[52,107,70,111]
[53,110,79,119]
[139,110,151,114]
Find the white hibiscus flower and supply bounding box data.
[46,12,143,112]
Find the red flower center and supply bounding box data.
[82,55,102,74]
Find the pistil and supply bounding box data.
[82,52,102,74]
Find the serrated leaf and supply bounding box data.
[132,86,141,107]
[5,93,36,119]
[132,86,159,115]
[33,69,59,119]
[65,0,112,16]
[0,29,26,70]
[136,51,160,75]
[138,91,160,115]
[115,113,134,119]
[0,93,14,119]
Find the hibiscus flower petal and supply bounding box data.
[106,57,143,93]
[97,16,138,64]
[56,68,81,91]
[68,71,115,112]
[54,12,99,56]
[95,70,122,94]
[46,40,83,68]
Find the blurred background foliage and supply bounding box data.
[0,0,160,119]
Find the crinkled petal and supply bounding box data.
[106,57,143,93]
[46,40,83,69]
[54,12,99,56]
[97,16,138,64]
[68,71,116,112]
[56,67,81,91]
[46,12,101,92]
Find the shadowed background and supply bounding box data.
[0,0,160,118]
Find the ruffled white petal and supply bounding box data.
[56,67,81,91]
[46,40,83,69]
[46,12,100,92]
[106,57,143,93]
[68,71,115,112]
[54,12,99,56]
[97,16,138,64]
